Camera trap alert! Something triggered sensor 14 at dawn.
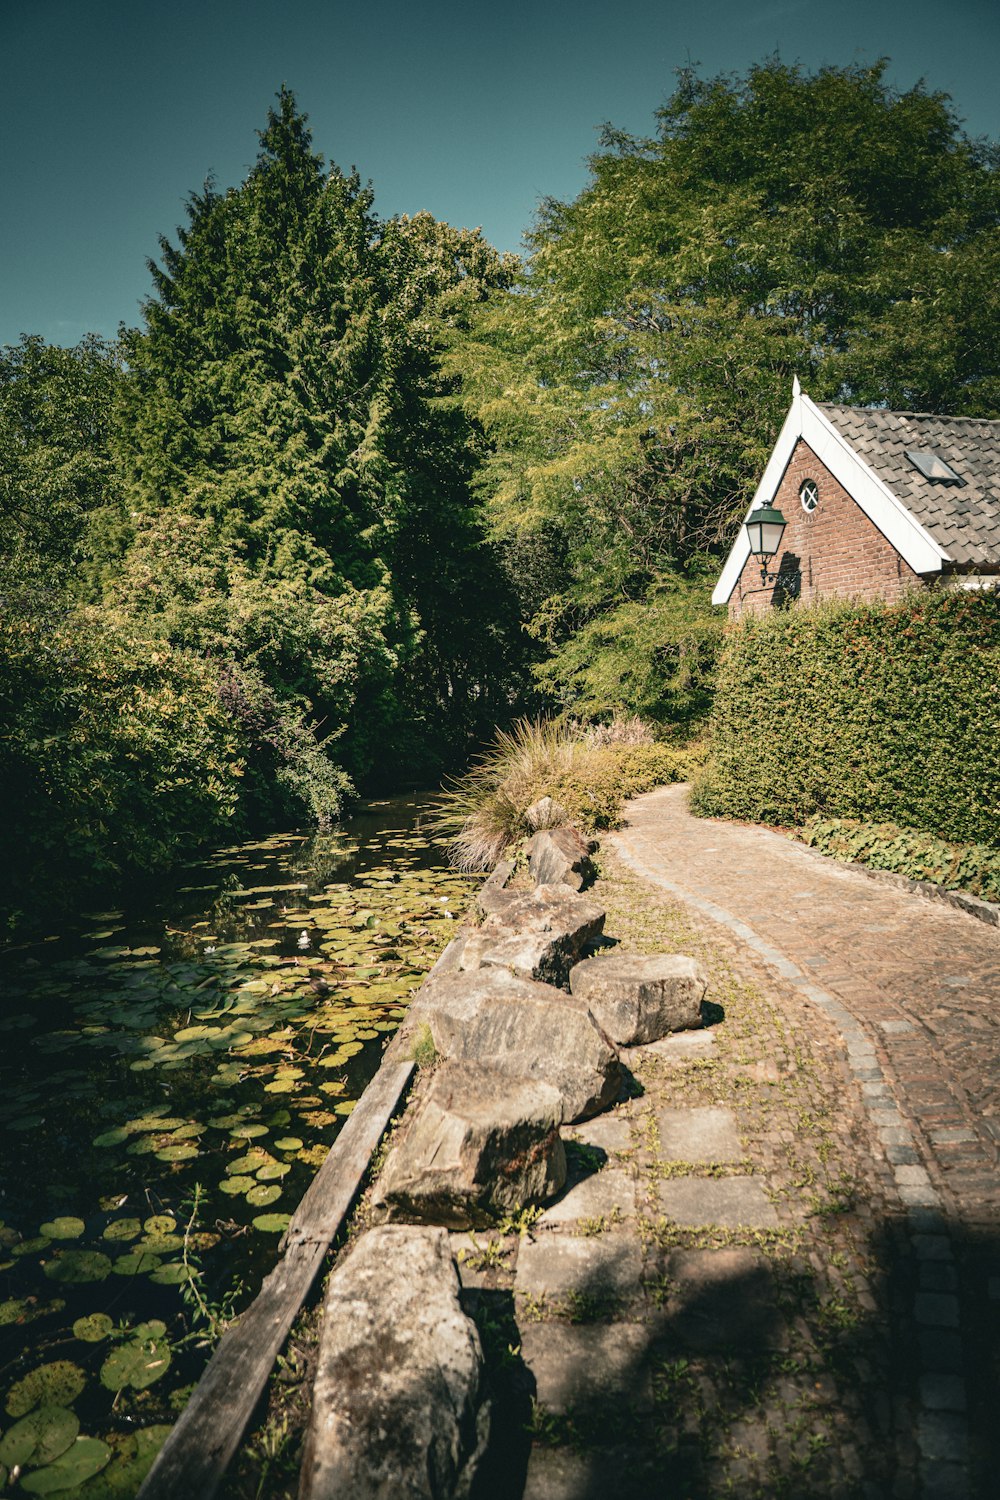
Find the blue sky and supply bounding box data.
[2,0,998,347]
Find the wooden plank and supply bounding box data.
[137,1058,415,1500]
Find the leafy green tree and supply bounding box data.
[0,334,124,596]
[447,59,1000,726]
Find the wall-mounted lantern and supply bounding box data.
[745,501,791,588]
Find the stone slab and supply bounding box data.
[654,1176,779,1229]
[566,1112,634,1154]
[665,1247,785,1352]
[520,1322,654,1414]
[515,1232,642,1301]
[538,1168,636,1226]
[656,1106,743,1164]
[522,1446,657,1500]
[622,1029,717,1067]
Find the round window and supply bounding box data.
[799,478,819,513]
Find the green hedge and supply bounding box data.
[799,817,1000,903]
[692,590,1000,845]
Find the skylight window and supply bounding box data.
[906,449,962,484]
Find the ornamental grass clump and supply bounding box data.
[431,717,702,871]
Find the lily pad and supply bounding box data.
[255,1162,290,1181]
[251,1213,291,1234]
[143,1215,177,1235]
[72,1313,114,1342]
[92,1128,130,1148]
[155,1143,199,1163]
[6,1361,86,1416]
[112,1250,162,1277]
[137,1233,183,1254]
[273,1136,304,1152]
[13,1237,52,1258]
[245,1184,281,1208]
[43,1250,112,1285]
[100,1331,171,1392]
[39,1217,85,1241]
[219,1176,254,1196]
[148,1261,193,1286]
[0,1405,79,1468]
[65,1425,170,1498]
[102,1218,142,1243]
[21,1436,111,1493]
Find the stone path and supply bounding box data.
[598,785,1000,1499]
[454,845,919,1499]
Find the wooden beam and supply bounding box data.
[137,1058,415,1500]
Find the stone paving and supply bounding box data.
[455,843,927,1499]
[600,786,1000,1499]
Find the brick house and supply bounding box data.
[713,378,1000,618]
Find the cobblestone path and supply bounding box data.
[605,785,1000,1499]
[459,845,926,1499]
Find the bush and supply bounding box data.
[431,717,703,870]
[0,601,245,928]
[800,817,1000,904]
[692,590,1000,845]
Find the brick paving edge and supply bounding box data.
[789,839,1000,931]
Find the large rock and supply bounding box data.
[413,968,620,1122]
[477,884,606,987]
[373,1064,566,1228]
[476,858,517,916]
[569,952,708,1045]
[299,1227,489,1500]
[526,827,594,892]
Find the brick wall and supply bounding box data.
[729,438,925,619]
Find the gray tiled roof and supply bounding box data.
[817,404,1000,570]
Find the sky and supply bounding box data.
[2,0,999,348]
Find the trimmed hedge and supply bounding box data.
[799,817,1000,904]
[692,590,1000,845]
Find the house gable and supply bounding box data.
[726,436,924,618]
[712,382,949,609]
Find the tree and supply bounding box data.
[120,90,526,796]
[447,59,1000,726]
[0,334,124,596]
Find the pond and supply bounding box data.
[0,797,471,1496]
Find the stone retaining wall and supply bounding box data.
[298,819,710,1500]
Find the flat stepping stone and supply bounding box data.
[515,1232,642,1301]
[623,1029,716,1067]
[538,1168,636,1227]
[567,1112,634,1154]
[520,1322,654,1414]
[656,1106,743,1163]
[654,1177,779,1229]
[523,1445,657,1500]
[664,1248,785,1351]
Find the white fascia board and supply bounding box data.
[711,387,950,606]
[711,385,803,605]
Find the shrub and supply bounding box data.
[800,817,1000,904]
[431,718,704,870]
[692,590,1000,845]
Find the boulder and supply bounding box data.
[526,827,595,892]
[568,953,708,1045]
[412,968,620,1122]
[476,858,517,916]
[525,795,569,831]
[300,1226,489,1500]
[477,884,606,988]
[373,1064,566,1228]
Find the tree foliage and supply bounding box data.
[447,59,1000,724]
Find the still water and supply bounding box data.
[0,797,471,1495]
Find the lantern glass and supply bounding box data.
[745,502,787,559]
